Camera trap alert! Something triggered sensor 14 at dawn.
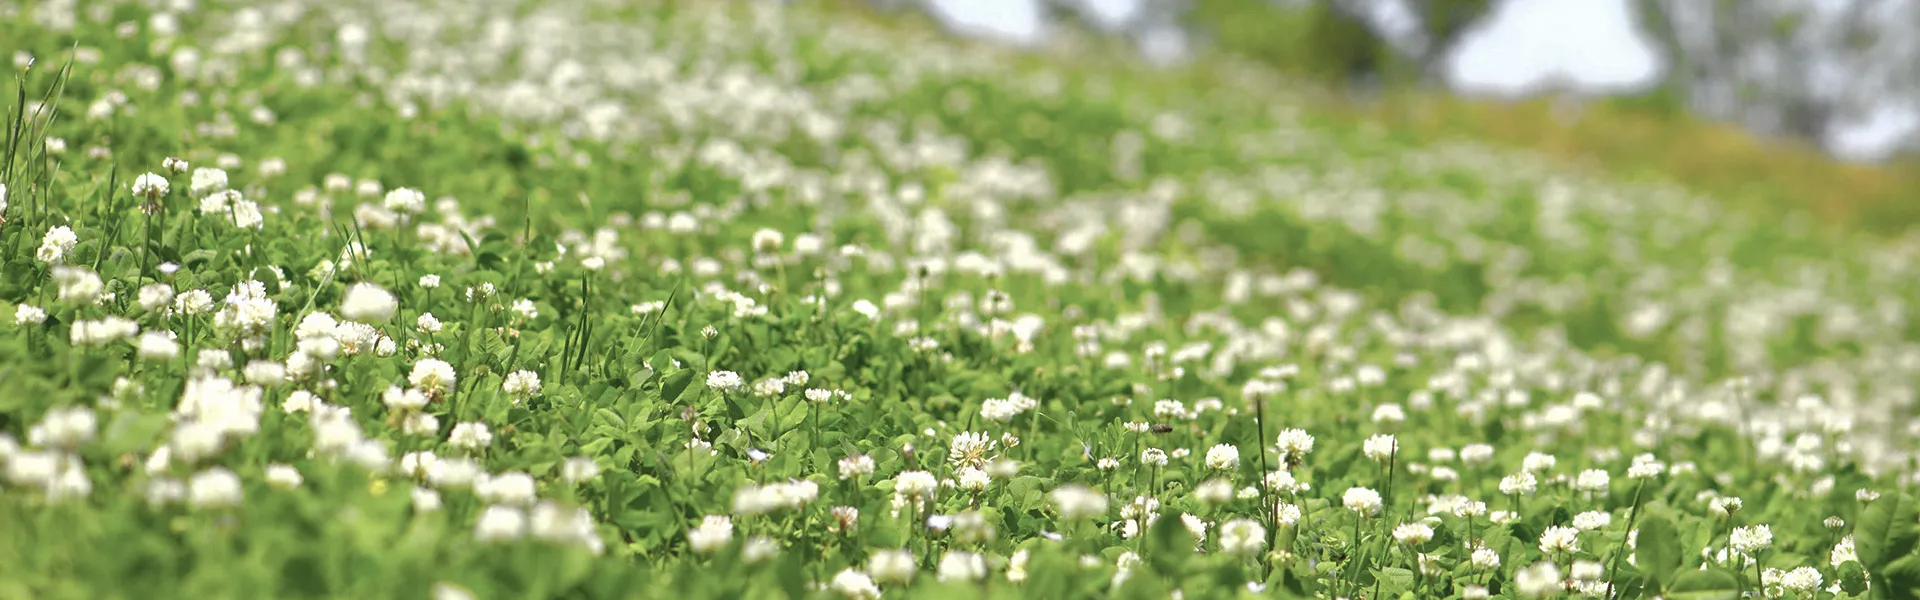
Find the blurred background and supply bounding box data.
[838,0,1920,234]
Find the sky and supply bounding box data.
[916,0,1915,160]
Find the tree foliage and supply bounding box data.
[1630,0,1919,154]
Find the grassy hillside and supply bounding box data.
[0,1,1911,598]
[1131,0,1920,236]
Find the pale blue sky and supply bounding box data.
[918,0,1915,159]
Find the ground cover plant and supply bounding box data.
[0,0,1916,598]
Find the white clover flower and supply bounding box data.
[188,167,227,198]
[137,283,175,312]
[956,467,990,491]
[1628,462,1663,479]
[38,226,78,262]
[1194,517,1256,557]
[936,551,986,582]
[1572,559,1605,582]
[503,370,541,400]
[1275,428,1315,466]
[409,359,457,395]
[416,312,443,334]
[1270,502,1302,525]
[132,172,169,198]
[1515,562,1562,598]
[382,386,431,412]
[948,431,995,468]
[830,569,880,600]
[1050,484,1108,520]
[751,377,786,398]
[1522,451,1557,472]
[1471,547,1501,569]
[428,457,487,490]
[474,505,528,542]
[1371,403,1406,425]
[136,331,180,360]
[412,487,444,512]
[33,406,96,450]
[383,187,426,214]
[560,457,600,485]
[280,391,322,415]
[230,198,264,229]
[1572,510,1612,531]
[1183,512,1210,543]
[1460,443,1495,464]
[751,228,785,254]
[339,283,397,323]
[1574,469,1611,494]
[894,470,938,499]
[868,549,915,584]
[1361,434,1399,463]
[465,283,495,302]
[707,370,744,392]
[1778,566,1821,594]
[1539,525,1581,554]
[187,467,242,509]
[71,317,140,345]
[5,450,61,487]
[1711,496,1744,516]
[1499,472,1539,495]
[243,361,286,386]
[732,479,820,516]
[475,471,537,506]
[430,583,474,600]
[1343,487,1383,516]
[46,462,91,502]
[146,477,186,506]
[265,464,302,489]
[688,515,733,554]
[1832,535,1858,566]
[1730,525,1773,554]
[1141,448,1168,467]
[510,299,537,320]
[448,422,493,451]
[1393,522,1435,545]
[1265,470,1309,494]
[1205,443,1240,470]
[174,289,214,316]
[838,454,875,479]
[1195,478,1234,504]
[14,304,46,325]
[52,266,104,304]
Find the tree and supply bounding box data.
[1633,0,1920,154]
[1176,0,1493,86]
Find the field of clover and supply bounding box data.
[1,0,1918,599]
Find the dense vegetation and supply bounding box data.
[0,1,1913,598]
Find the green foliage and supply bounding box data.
[0,1,1903,599]
[1635,513,1685,590]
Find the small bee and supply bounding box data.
[1150,423,1174,434]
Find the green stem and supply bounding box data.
[1605,479,1647,599]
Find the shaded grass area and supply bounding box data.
[1317,90,1920,236]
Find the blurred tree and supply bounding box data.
[899,1,1491,88]
[1632,0,1920,153]
[1177,0,1493,85]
